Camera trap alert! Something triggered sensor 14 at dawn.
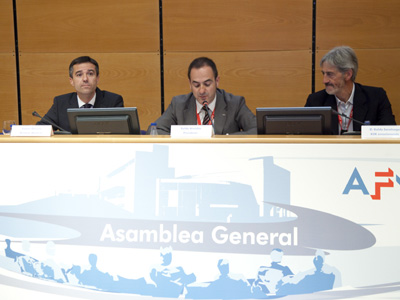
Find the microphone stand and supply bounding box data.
[331,109,370,135]
[32,111,71,134]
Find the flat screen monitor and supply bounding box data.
[67,107,141,134]
[256,107,333,135]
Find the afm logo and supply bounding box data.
[343,168,400,200]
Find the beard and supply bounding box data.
[325,80,345,96]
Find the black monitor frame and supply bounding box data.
[256,107,333,135]
[67,107,141,134]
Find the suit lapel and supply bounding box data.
[352,84,367,131]
[93,88,103,108]
[68,93,79,108]
[182,94,197,125]
[213,91,227,134]
[323,94,339,134]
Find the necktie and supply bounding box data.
[202,106,211,125]
[81,103,93,109]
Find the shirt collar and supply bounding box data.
[196,94,217,114]
[335,83,355,107]
[78,93,96,108]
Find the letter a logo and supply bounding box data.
[343,168,369,195]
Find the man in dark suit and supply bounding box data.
[149,57,256,135]
[305,46,395,134]
[36,56,124,132]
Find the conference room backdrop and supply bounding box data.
[1,0,399,130]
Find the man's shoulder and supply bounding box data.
[54,91,76,101]
[98,89,123,100]
[170,93,195,107]
[172,92,193,101]
[354,83,390,104]
[305,88,334,107]
[216,89,246,111]
[52,92,77,108]
[355,83,385,94]
[309,88,329,98]
[217,89,244,102]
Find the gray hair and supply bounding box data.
[320,46,358,81]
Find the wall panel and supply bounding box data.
[164,51,311,115]
[0,0,15,52]
[17,0,159,52]
[0,54,19,123]
[317,0,400,49]
[20,53,161,130]
[163,0,312,51]
[0,1,18,124]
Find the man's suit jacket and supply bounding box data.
[305,83,396,134]
[150,89,257,135]
[36,88,124,132]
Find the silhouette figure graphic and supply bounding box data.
[252,248,293,295]
[150,246,196,297]
[277,255,335,296]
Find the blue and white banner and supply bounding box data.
[1,142,400,299]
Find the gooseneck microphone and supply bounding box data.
[331,109,370,135]
[32,111,71,133]
[202,101,215,130]
[331,109,369,126]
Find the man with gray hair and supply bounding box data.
[305,46,396,134]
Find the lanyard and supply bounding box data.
[197,109,215,125]
[338,108,353,132]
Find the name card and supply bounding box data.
[11,125,53,137]
[171,125,214,138]
[361,125,400,139]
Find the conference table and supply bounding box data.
[1,135,399,300]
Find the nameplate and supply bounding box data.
[171,125,214,138]
[11,125,53,137]
[361,125,400,139]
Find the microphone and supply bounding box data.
[331,109,369,126]
[331,109,370,135]
[32,111,71,134]
[202,101,215,131]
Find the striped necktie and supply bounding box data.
[202,106,211,125]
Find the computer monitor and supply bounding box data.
[67,107,141,134]
[256,107,333,135]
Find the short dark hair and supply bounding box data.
[69,56,99,78]
[188,57,218,80]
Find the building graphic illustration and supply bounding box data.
[0,144,379,298]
